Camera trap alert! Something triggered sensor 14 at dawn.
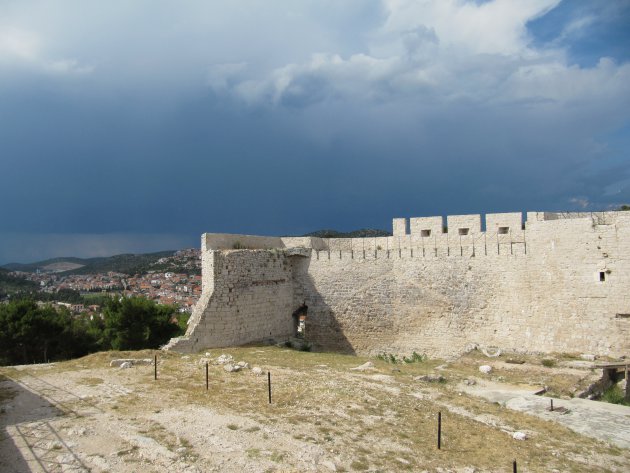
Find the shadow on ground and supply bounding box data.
[0,373,90,473]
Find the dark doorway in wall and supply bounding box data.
[292,304,308,338]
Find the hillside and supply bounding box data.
[303,228,391,238]
[2,251,176,276]
[0,268,39,296]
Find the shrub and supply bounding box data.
[541,358,556,368]
[100,297,179,351]
[298,342,312,352]
[403,351,426,364]
[602,385,629,406]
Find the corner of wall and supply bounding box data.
[393,218,407,236]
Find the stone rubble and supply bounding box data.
[414,374,446,383]
[351,361,375,371]
[109,358,153,368]
[216,354,234,365]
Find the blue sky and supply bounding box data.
[1,0,629,263]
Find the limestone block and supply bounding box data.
[410,216,443,237]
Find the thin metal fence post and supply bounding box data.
[437,411,442,449]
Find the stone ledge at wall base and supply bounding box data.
[161,336,195,353]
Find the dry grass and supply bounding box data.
[1,346,627,472]
[104,346,626,472]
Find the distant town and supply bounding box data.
[2,249,202,316]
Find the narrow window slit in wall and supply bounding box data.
[599,272,606,282]
[458,228,469,236]
[498,227,509,234]
[421,229,431,237]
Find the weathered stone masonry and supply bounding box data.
[165,211,630,358]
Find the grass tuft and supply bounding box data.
[602,384,629,406]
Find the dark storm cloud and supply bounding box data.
[0,1,629,263]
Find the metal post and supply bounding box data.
[513,460,517,473]
[206,362,209,390]
[437,411,442,449]
[154,355,157,380]
[268,371,272,404]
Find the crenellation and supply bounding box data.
[392,217,407,236]
[447,214,482,235]
[410,216,443,237]
[486,212,523,234]
[166,210,630,359]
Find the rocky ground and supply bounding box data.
[1,347,628,472]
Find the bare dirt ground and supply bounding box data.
[1,347,628,473]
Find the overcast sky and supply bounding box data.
[1,0,629,263]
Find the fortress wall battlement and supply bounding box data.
[166,211,630,357]
[302,211,630,356]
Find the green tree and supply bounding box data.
[100,297,179,350]
[0,300,77,364]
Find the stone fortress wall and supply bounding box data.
[165,211,630,358]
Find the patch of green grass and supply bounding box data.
[351,458,370,471]
[226,423,239,430]
[376,351,426,365]
[79,376,104,386]
[403,351,426,364]
[602,384,629,406]
[541,358,556,368]
[246,448,260,458]
[269,450,285,462]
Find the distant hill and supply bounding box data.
[0,268,39,296]
[2,251,176,275]
[303,228,391,238]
